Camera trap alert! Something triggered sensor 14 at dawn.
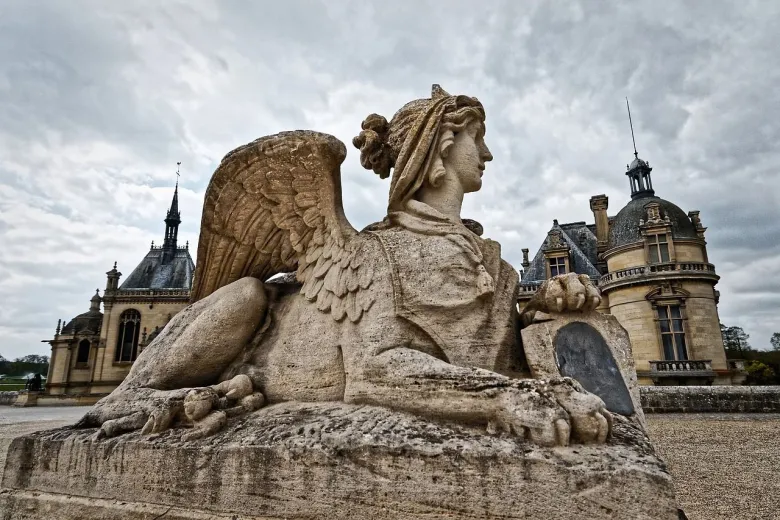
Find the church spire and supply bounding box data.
[624,98,655,200]
[162,163,182,264]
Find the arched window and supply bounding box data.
[115,309,141,362]
[76,339,91,365]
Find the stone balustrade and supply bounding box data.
[105,288,190,297]
[647,359,715,385]
[599,261,718,290]
[650,359,713,373]
[517,284,541,296]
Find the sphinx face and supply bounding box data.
[443,121,493,194]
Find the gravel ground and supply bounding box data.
[0,408,777,519]
[647,413,780,520]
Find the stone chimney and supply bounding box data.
[589,194,609,253]
[521,248,530,270]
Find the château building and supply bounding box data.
[518,151,746,386]
[43,183,194,403]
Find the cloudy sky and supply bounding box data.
[1,0,778,359]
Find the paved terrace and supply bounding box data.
[1,407,777,520]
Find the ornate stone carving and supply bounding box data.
[78,85,612,449]
[644,202,663,224]
[544,229,567,250]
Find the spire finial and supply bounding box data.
[626,97,638,159]
[176,161,181,187]
[113,261,117,270]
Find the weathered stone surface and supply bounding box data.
[0,392,18,406]
[641,385,780,413]
[1,402,678,520]
[521,311,645,427]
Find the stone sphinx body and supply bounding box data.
[78,86,609,447]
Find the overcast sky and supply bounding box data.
[1,0,778,359]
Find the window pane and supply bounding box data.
[675,334,688,360]
[657,306,669,320]
[670,305,682,319]
[659,319,671,333]
[658,234,667,244]
[649,246,659,263]
[662,335,675,360]
[672,319,684,332]
[76,341,90,363]
[660,244,670,262]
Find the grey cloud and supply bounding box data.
[0,1,778,358]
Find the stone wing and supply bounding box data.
[192,130,373,321]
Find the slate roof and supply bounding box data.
[608,195,697,249]
[521,221,603,285]
[120,248,195,290]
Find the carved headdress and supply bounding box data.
[353,85,485,211]
[191,85,483,323]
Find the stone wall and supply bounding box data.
[641,385,780,413]
[0,391,19,406]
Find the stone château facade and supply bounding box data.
[44,183,194,403]
[518,152,746,386]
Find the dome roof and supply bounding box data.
[61,291,103,335]
[628,156,649,170]
[61,310,103,335]
[608,195,697,249]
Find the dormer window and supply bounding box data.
[647,233,670,263]
[548,256,567,277]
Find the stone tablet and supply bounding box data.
[555,321,635,416]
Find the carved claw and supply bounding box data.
[525,273,604,317]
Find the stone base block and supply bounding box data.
[12,391,41,408]
[1,402,679,519]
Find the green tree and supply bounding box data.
[771,333,780,352]
[721,323,752,356]
[15,354,49,364]
[744,360,777,385]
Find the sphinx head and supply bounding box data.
[353,85,493,211]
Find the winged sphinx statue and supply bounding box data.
[78,85,610,447]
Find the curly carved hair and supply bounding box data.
[352,92,485,188]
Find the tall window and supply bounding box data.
[115,309,141,362]
[657,305,687,360]
[548,257,567,277]
[648,233,670,263]
[76,339,91,365]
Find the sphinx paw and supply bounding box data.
[490,387,571,447]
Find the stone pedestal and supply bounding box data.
[12,391,41,408]
[1,402,679,519]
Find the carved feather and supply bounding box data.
[190,130,375,324]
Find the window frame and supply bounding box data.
[75,339,91,368]
[647,233,670,264]
[114,309,142,364]
[548,256,567,277]
[656,304,688,361]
